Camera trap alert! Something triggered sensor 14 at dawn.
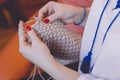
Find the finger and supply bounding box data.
[38,1,54,19]
[38,9,44,19]
[26,28,42,45]
[44,13,61,23]
[38,4,50,19]
[18,21,27,46]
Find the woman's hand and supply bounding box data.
[39,1,84,24]
[18,21,54,68]
[18,21,80,80]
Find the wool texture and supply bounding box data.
[31,20,82,60]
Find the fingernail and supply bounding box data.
[26,26,31,31]
[43,18,50,23]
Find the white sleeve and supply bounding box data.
[77,74,105,80]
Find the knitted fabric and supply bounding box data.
[31,20,82,60]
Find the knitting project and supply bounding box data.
[31,20,82,60]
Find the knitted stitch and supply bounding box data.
[31,20,82,60]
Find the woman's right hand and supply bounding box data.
[39,1,85,24]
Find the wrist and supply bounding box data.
[44,58,80,80]
[74,6,86,25]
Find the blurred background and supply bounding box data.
[0,0,57,51]
[0,0,93,51]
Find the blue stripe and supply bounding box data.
[81,0,110,73]
[102,11,120,43]
[90,0,110,51]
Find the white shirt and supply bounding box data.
[78,0,120,80]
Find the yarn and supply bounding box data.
[31,19,82,60]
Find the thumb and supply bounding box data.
[26,27,42,45]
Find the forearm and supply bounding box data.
[41,56,105,80]
[38,55,80,80]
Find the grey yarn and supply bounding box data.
[31,20,82,60]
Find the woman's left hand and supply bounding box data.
[18,21,54,68]
[18,21,80,80]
